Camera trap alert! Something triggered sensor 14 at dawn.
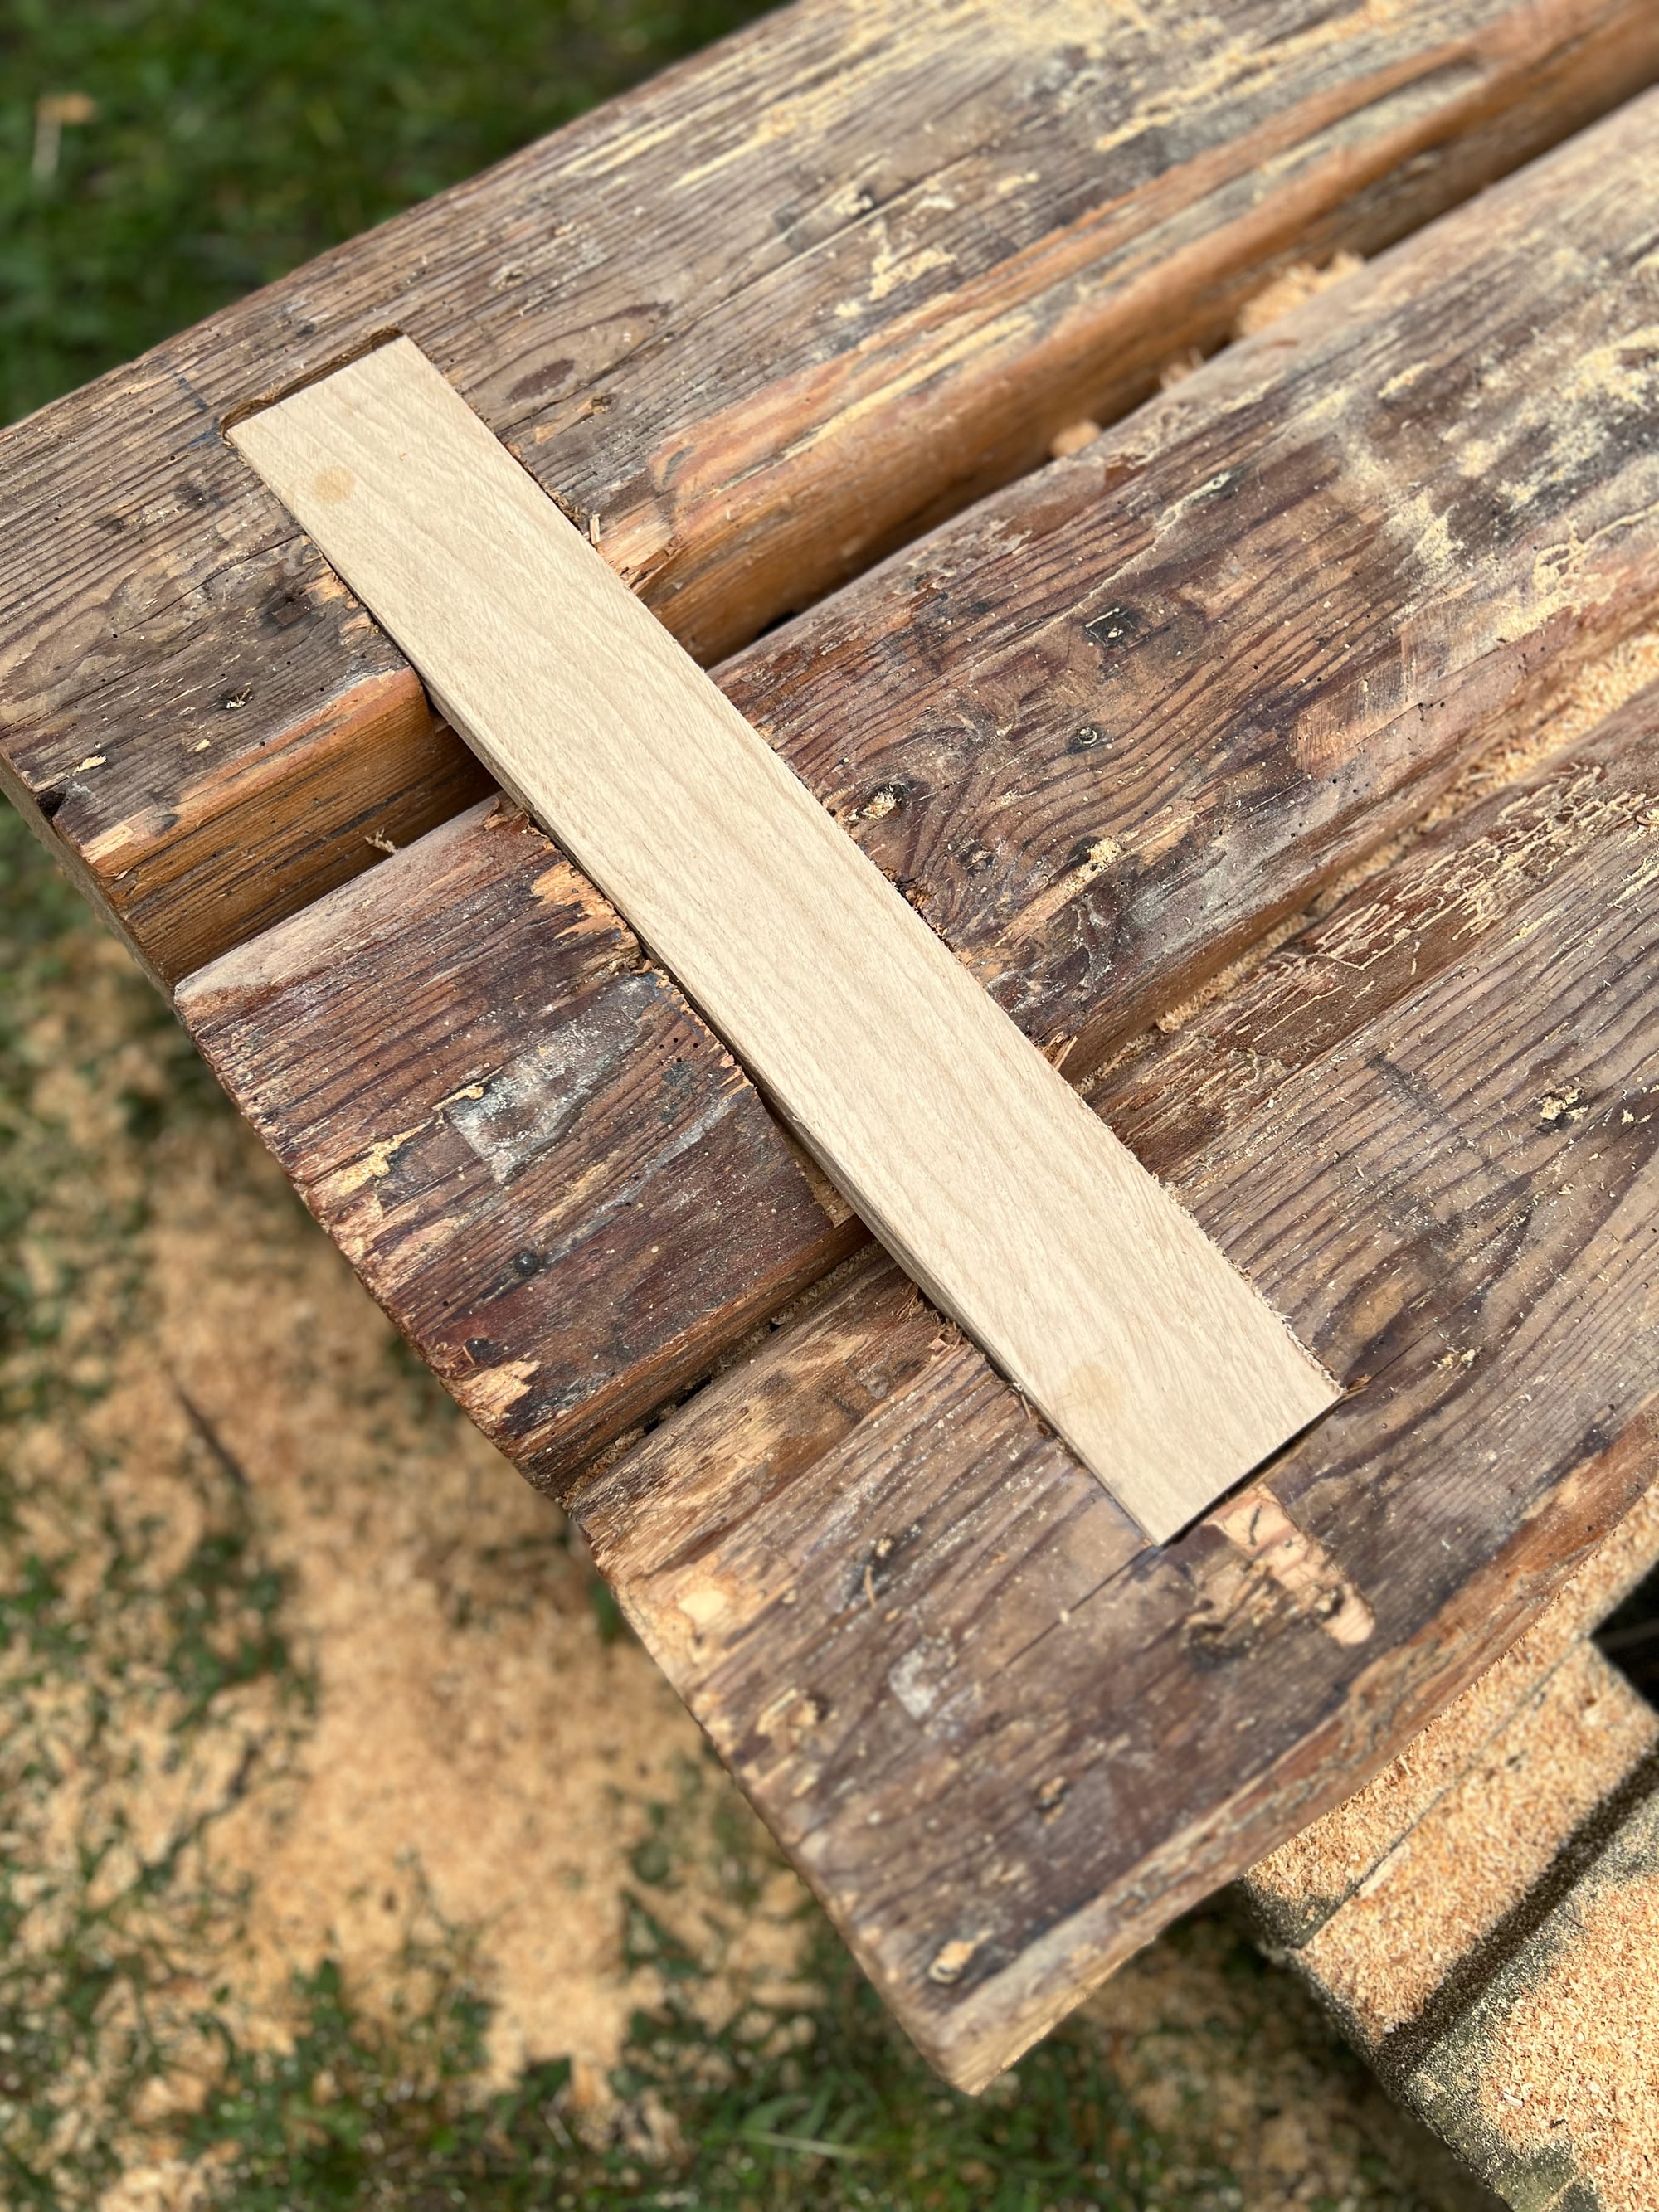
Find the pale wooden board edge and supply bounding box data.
[227,337,1337,1540]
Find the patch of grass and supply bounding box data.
[183,1917,1204,2212]
[0,816,310,2197]
[0,804,214,1396]
[606,1933,1181,2212]
[0,1463,310,2205]
[185,1954,512,2210]
[168,1766,1372,2212]
[0,809,81,959]
[1,0,775,425]
[0,1548,89,1673]
[162,1521,294,1729]
[0,809,86,1362]
[0,1400,310,2203]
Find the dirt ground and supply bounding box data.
[0,812,1494,2208]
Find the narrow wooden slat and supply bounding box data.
[182,97,1659,1493]
[577,679,1659,2088]
[230,338,1335,1541]
[4,0,1657,980]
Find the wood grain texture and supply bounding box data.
[177,793,864,1467]
[231,338,1335,1541]
[180,795,866,1475]
[5,0,1657,982]
[576,677,1659,2088]
[1095,693,1659,1183]
[183,98,1659,1495]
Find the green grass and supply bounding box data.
[0,0,771,425]
[0,815,81,1364]
[182,1919,1200,2212]
[0,809,314,2200]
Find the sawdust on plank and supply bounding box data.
[1087,625,1659,1070]
[1297,1644,1657,2044]
[1233,250,1365,338]
[1251,1475,1659,1923]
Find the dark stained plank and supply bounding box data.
[726,93,1659,1070]
[182,102,1659,1491]
[5,0,1658,981]
[577,680,1659,2090]
[1096,678,1659,1179]
[175,795,860,1473]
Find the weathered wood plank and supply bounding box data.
[577,680,1659,2089]
[729,98,1659,1070]
[1095,682,1659,1180]
[5,0,1657,982]
[174,795,863,1472]
[182,103,1659,1490]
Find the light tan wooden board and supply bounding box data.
[228,338,1336,1541]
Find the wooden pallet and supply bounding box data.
[4,0,1659,2110]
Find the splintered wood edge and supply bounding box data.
[227,337,1337,1541]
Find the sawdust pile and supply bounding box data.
[1297,1643,1657,2043]
[1085,1913,1447,2208]
[146,1141,812,2098]
[1234,250,1365,338]
[1480,1871,1659,2210]
[1151,247,1365,396]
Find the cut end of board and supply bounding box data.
[228,336,1340,1545]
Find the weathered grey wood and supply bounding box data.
[575,678,1659,2089]
[3,0,1657,982]
[182,100,1659,1493]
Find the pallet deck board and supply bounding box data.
[182,95,1659,1493]
[2,0,1657,982]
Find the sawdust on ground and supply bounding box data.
[2,874,1465,2210]
[5,925,807,2184]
